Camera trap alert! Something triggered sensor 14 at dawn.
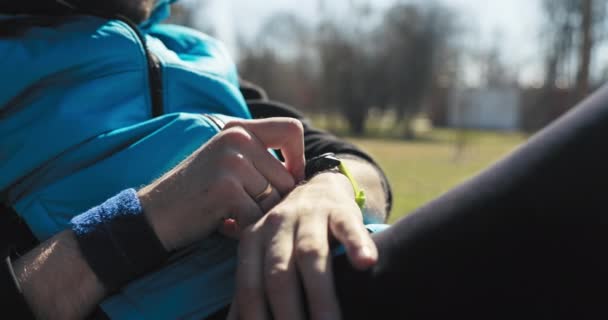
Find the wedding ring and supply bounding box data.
[254,183,273,203]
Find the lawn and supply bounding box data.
[345,130,528,223]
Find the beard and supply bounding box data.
[0,0,156,23]
[72,0,156,23]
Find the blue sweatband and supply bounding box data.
[71,189,169,292]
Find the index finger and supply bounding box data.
[329,208,378,270]
[235,225,270,320]
[224,118,305,181]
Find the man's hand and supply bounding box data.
[13,118,305,320]
[227,171,379,320]
[139,117,305,252]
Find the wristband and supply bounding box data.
[70,189,169,293]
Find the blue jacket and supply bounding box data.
[1,2,390,319]
[1,1,251,318]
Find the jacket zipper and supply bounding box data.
[147,51,164,118]
[118,19,226,131]
[117,17,164,118]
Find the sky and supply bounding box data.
[191,0,546,85]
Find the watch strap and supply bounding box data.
[337,161,366,209]
[305,153,366,209]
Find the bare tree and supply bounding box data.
[528,0,608,132]
[315,1,377,135]
[542,0,578,89]
[542,0,607,94]
[375,3,459,138]
[238,12,320,111]
[576,0,593,99]
[236,1,461,137]
[574,0,607,99]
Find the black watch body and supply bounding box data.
[305,153,342,179]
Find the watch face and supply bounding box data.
[305,153,341,179]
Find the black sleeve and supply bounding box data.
[240,81,393,215]
[0,205,37,319]
[0,253,36,319]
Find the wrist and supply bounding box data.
[138,170,227,253]
[305,153,366,210]
[70,189,169,293]
[309,171,357,202]
[137,185,176,252]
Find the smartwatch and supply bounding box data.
[305,153,366,209]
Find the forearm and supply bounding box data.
[13,230,106,320]
[12,189,168,320]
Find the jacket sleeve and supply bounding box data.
[0,204,38,319]
[0,253,36,319]
[240,80,393,215]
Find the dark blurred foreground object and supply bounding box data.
[333,83,608,319]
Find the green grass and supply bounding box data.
[344,129,528,223]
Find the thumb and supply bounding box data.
[218,219,241,240]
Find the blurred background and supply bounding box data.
[168,0,608,222]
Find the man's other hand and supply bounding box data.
[228,172,379,320]
[138,117,305,252]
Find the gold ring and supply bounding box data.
[254,183,273,203]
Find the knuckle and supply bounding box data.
[219,126,252,146]
[284,118,304,135]
[216,176,241,195]
[298,204,315,215]
[295,239,328,263]
[265,211,289,228]
[267,259,290,275]
[331,217,351,235]
[264,261,291,289]
[219,151,248,171]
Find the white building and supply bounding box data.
[448,86,521,131]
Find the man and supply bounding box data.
[0,0,391,319]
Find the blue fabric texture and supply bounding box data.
[0,3,250,317]
[71,189,168,293]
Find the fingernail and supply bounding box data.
[358,245,377,262]
[359,245,372,258]
[222,219,240,235]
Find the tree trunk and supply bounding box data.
[576,0,593,100]
[347,109,367,136]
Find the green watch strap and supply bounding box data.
[304,153,366,210]
[337,162,366,209]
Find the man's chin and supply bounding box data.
[74,0,155,23]
[120,0,155,23]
